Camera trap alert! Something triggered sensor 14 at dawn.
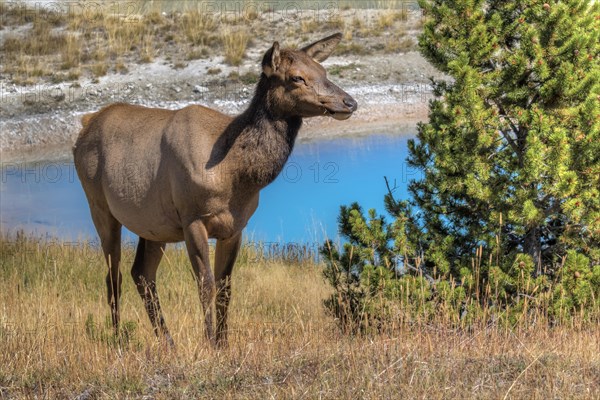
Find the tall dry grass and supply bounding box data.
[0,234,598,398]
[221,28,250,66]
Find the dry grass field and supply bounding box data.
[0,235,598,399]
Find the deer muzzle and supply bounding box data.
[321,85,358,120]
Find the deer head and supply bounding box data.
[261,33,358,121]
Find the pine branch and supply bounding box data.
[489,99,521,154]
[402,260,436,284]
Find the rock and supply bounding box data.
[51,92,66,102]
[75,387,94,400]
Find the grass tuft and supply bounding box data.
[377,11,396,29]
[182,10,217,46]
[221,28,250,66]
[385,36,415,53]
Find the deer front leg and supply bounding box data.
[130,238,174,348]
[184,220,217,347]
[214,232,242,347]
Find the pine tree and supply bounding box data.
[322,0,600,328]
[412,0,599,271]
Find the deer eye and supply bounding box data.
[291,76,305,83]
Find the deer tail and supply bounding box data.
[80,112,97,129]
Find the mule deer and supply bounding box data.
[73,33,357,347]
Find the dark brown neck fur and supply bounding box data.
[208,74,302,188]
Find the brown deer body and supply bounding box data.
[73,33,357,347]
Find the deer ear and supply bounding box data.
[301,32,342,62]
[262,41,281,76]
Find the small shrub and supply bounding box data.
[322,202,600,333]
[550,252,600,322]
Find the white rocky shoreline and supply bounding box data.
[1,51,442,163]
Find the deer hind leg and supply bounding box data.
[183,220,217,347]
[89,205,122,333]
[130,238,174,347]
[214,232,242,347]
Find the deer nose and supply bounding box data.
[343,96,358,112]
